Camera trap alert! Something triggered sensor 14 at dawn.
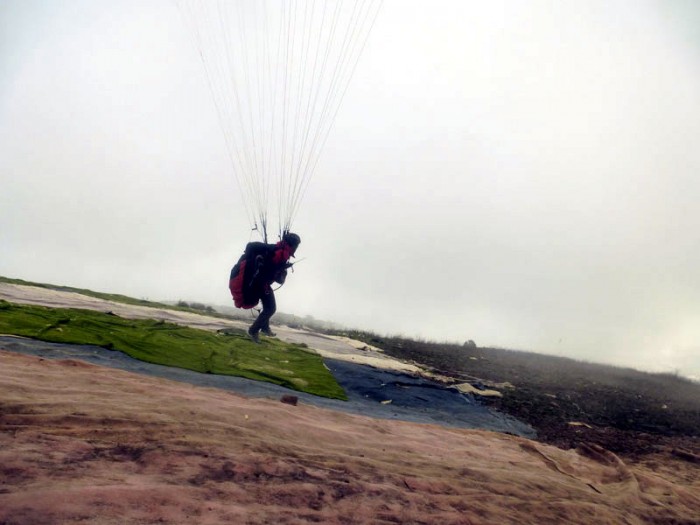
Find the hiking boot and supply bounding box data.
[260,328,276,337]
[247,328,260,344]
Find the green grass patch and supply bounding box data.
[0,300,346,400]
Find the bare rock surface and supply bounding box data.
[1,351,698,524]
[2,282,699,523]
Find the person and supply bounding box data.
[228,232,301,343]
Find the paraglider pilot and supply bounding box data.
[229,232,301,343]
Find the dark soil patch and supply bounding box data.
[342,332,700,459]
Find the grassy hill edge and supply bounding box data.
[0,299,346,400]
[0,276,232,319]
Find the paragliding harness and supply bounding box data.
[228,242,294,309]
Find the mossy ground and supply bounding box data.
[0,300,346,400]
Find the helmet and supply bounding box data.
[282,232,301,248]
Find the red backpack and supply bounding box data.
[228,241,292,308]
[228,258,257,309]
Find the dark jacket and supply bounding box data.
[229,241,293,307]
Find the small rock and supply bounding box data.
[280,395,298,406]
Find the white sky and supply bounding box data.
[2,0,699,379]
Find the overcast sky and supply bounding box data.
[2,0,699,379]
